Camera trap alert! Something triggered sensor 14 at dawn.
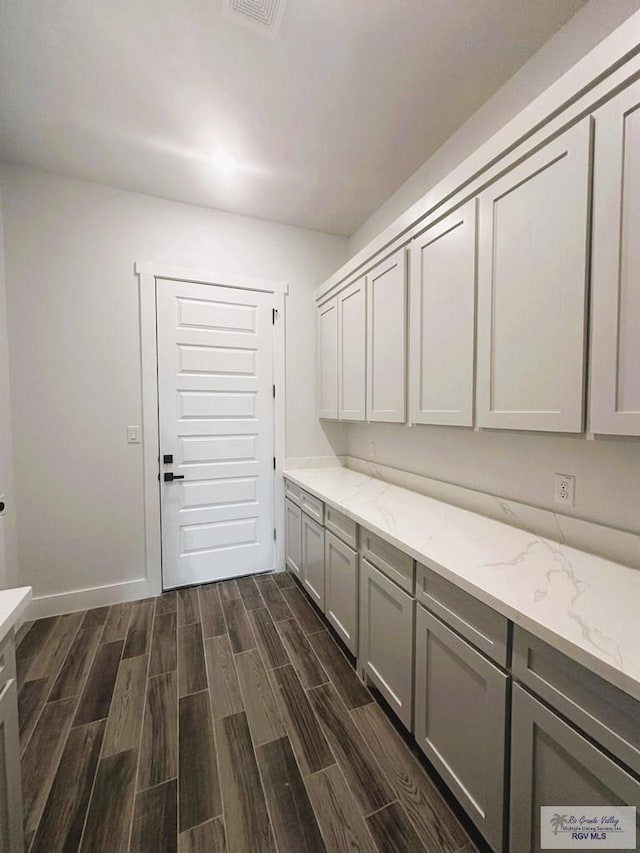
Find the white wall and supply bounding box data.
[349,0,640,256]
[0,164,347,606]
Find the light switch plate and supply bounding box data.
[127,425,141,444]
[554,473,575,506]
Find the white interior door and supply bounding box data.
[157,279,275,589]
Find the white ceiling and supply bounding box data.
[0,0,585,236]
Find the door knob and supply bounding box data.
[163,472,185,482]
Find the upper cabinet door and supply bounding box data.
[338,278,366,421]
[409,201,476,426]
[366,249,407,423]
[590,81,640,436]
[477,120,592,432]
[318,297,338,420]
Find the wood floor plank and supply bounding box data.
[198,584,226,639]
[138,671,178,790]
[49,626,102,702]
[14,619,34,649]
[179,817,226,853]
[177,587,200,626]
[81,606,110,629]
[215,711,275,853]
[18,677,50,752]
[73,639,124,725]
[223,598,257,654]
[123,600,155,659]
[268,664,333,776]
[217,579,240,602]
[102,654,148,757]
[249,608,289,669]
[277,618,329,688]
[156,591,177,615]
[306,764,376,853]
[204,635,244,720]
[352,702,470,852]
[366,802,427,853]
[309,629,372,709]
[17,655,33,687]
[26,612,84,680]
[273,572,295,590]
[30,719,106,853]
[16,617,57,661]
[179,622,207,696]
[80,748,138,853]
[281,585,324,633]
[101,602,133,643]
[179,690,221,831]
[131,779,178,853]
[308,682,394,815]
[234,649,285,746]
[257,736,327,853]
[256,577,293,622]
[236,576,264,611]
[21,697,77,843]
[150,611,177,676]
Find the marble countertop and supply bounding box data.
[0,586,32,647]
[284,467,640,702]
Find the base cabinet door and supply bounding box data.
[359,558,414,729]
[510,683,640,853]
[285,498,302,579]
[414,605,508,853]
[0,642,23,853]
[301,512,325,610]
[325,531,358,655]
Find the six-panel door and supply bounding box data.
[324,530,358,655]
[318,297,338,420]
[285,498,302,579]
[301,511,325,609]
[338,278,367,421]
[476,119,592,432]
[590,79,640,436]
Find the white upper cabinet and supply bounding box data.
[590,80,640,436]
[338,278,367,421]
[366,249,407,423]
[318,296,338,419]
[476,120,592,433]
[409,201,476,426]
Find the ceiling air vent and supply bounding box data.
[223,0,288,36]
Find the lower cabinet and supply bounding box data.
[284,498,302,579]
[414,605,508,853]
[301,512,325,610]
[359,557,414,729]
[324,531,358,655]
[510,683,640,852]
[0,636,23,853]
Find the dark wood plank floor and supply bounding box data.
[17,571,477,853]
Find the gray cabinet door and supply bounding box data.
[510,683,640,853]
[414,605,508,853]
[325,531,358,655]
[359,558,414,730]
[285,498,302,579]
[301,512,325,610]
[0,641,23,853]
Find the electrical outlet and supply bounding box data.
[554,473,576,506]
[127,425,141,444]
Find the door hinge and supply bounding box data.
[273,527,277,541]
[272,307,278,324]
[273,384,276,398]
[273,457,276,470]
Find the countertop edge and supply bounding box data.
[0,587,33,647]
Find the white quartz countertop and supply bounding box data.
[0,587,32,647]
[284,467,640,702]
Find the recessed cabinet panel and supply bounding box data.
[284,498,302,579]
[338,279,366,421]
[510,684,640,853]
[366,250,406,423]
[414,606,508,852]
[301,512,325,610]
[590,80,640,435]
[318,298,338,420]
[325,531,358,655]
[477,120,592,432]
[0,636,23,853]
[410,201,476,426]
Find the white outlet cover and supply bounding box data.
[554,473,576,506]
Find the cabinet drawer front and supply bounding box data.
[513,627,640,777]
[415,605,508,852]
[284,479,303,507]
[325,505,358,549]
[0,633,16,693]
[325,531,358,655]
[301,490,324,525]
[416,563,509,666]
[360,529,414,594]
[510,684,640,853]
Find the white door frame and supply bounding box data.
[135,262,288,596]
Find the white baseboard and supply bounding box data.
[26,577,160,620]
